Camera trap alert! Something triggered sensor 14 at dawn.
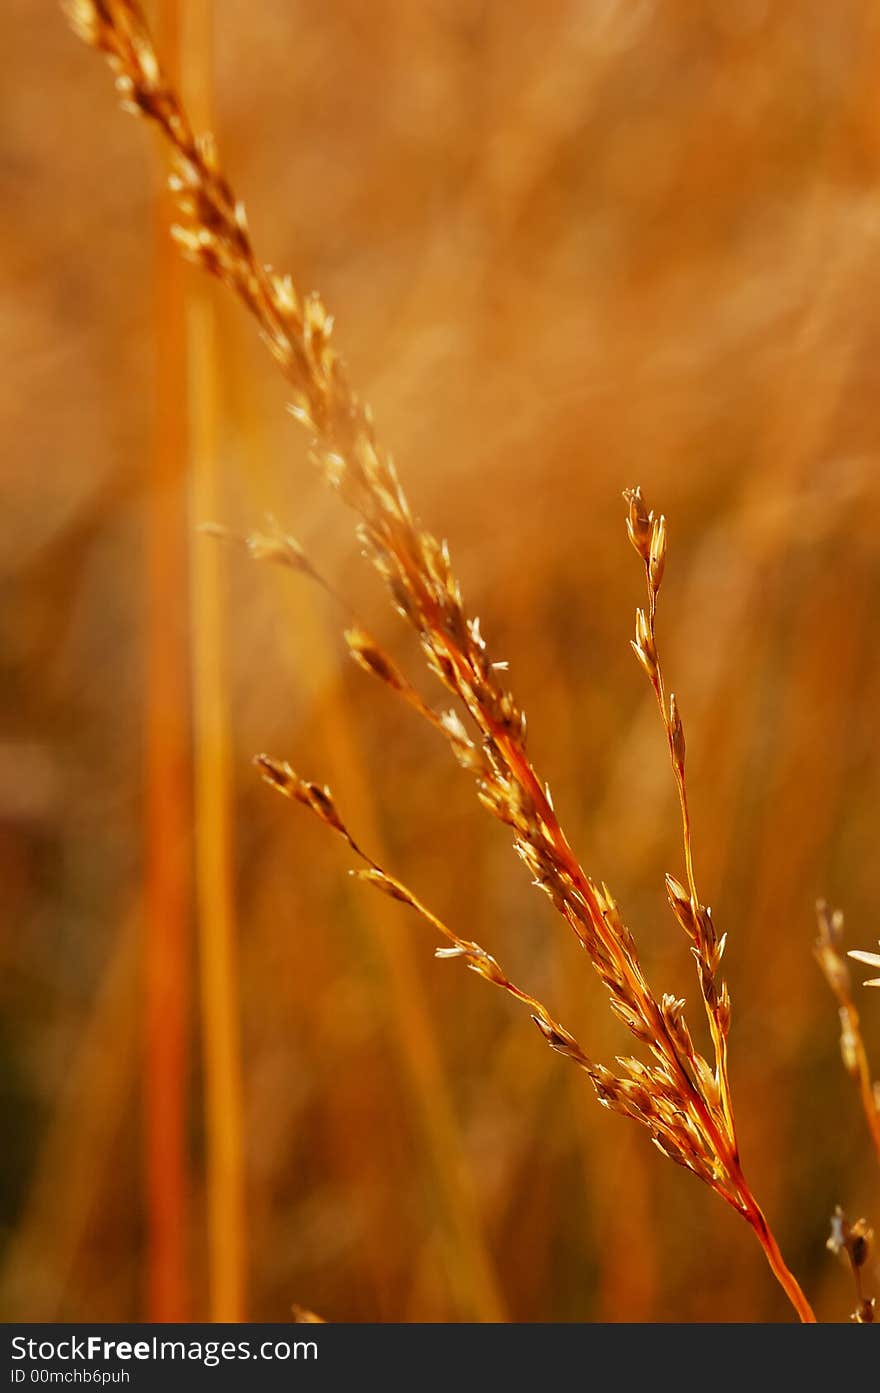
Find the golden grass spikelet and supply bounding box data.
[345,630,409,694]
[254,756,346,840]
[622,486,652,562]
[344,629,443,731]
[648,514,667,595]
[201,520,325,587]
[665,874,697,940]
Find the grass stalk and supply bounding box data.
[185,0,247,1320]
[66,0,820,1322]
[815,902,880,1169]
[144,0,190,1321]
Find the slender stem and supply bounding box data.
[709,1018,737,1155]
[698,1111,815,1322]
[815,906,880,1168]
[645,573,739,1147]
[678,773,738,1151]
[854,1040,880,1167]
[837,987,880,1167]
[740,1194,816,1323]
[641,566,813,1321]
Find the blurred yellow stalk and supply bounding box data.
[144,0,192,1324]
[185,0,247,1321]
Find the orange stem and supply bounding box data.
[145,0,191,1322]
[741,1196,816,1323]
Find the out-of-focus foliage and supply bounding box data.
[2,0,879,1322]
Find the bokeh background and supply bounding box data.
[3,0,880,1322]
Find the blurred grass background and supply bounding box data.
[2,0,880,1321]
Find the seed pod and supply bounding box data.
[304,782,346,834]
[716,982,732,1036]
[669,693,685,770]
[699,963,719,1010]
[630,640,656,681]
[665,873,697,939]
[532,1015,590,1065]
[631,609,658,679]
[696,905,717,955]
[623,486,653,560]
[635,608,656,660]
[345,628,406,692]
[353,867,418,908]
[649,514,667,592]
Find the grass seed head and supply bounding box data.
[622,486,652,561]
[68,4,821,1322]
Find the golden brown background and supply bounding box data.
[3,0,880,1322]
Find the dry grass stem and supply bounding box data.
[143,0,190,1321]
[814,902,880,1167]
[200,520,346,609]
[67,0,818,1322]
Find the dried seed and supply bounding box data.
[622,486,652,561]
[648,514,667,592]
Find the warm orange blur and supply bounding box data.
[3,0,880,1323]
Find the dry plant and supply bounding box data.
[814,904,879,1322]
[66,0,824,1321]
[142,0,190,1322]
[815,902,880,1167]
